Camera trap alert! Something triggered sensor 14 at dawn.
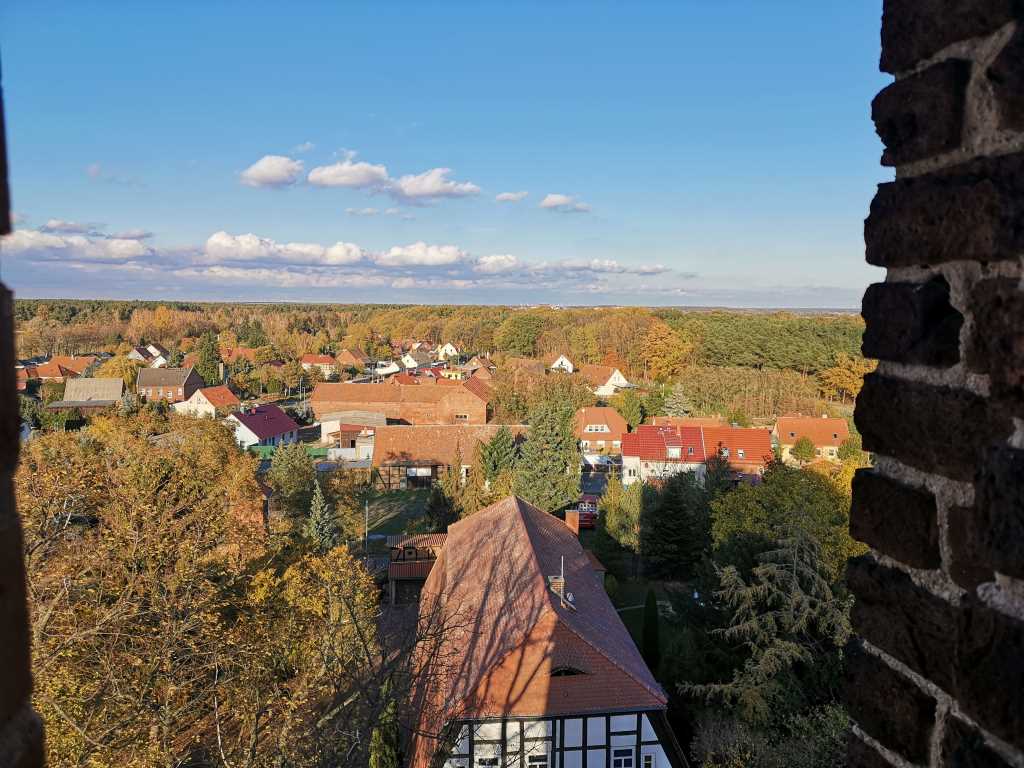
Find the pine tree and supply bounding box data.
[266,443,316,516]
[683,533,852,723]
[642,471,711,579]
[193,331,222,386]
[425,485,457,532]
[479,425,518,481]
[369,688,400,768]
[642,588,661,675]
[303,480,338,552]
[513,398,580,513]
[665,384,694,417]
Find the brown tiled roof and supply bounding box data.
[388,561,436,580]
[575,406,629,441]
[650,415,726,428]
[578,363,616,387]
[775,415,850,448]
[503,356,546,375]
[223,347,258,364]
[312,380,489,407]
[413,497,665,764]
[385,533,448,549]
[703,425,774,471]
[301,353,337,365]
[461,376,493,403]
[197,385,240,409]
[372,424,527,467]
[49,355,97,375]
[34,361,79,380]
[336,348,370,366]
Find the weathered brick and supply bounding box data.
[847,733,894,768]
[851,469,941,568]
[854,373,1011,482]
[956,597,1024,747]
[861,277,962,367]
[864,153,1024,268]
[880,0,1017,73]
[848,555,957,692]
[872,60,970,165]
[988,24,1024,132]
[976,446,1024,580]
[846,642,937,763]
[940,715,1015,767]
[966,278,1024,401]
[947,505,995,591]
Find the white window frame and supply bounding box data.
[612,748,634,768]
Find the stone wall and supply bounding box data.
[0,78,44,768]
[849,3,1024,766]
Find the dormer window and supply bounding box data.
[789,431,796,438]
[721,447,730,458]
[551,665,586,676]
[667,446,681,459]
[687,446,694,455]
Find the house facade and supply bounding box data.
[575,406,629,466]
[335,348,370,371]
[402,349,435,369]
[773,415,850,464]
[137,367,204,403]
[579,364,631,397]
[227,404,299,449]
[300,354,338,378]
[547,354,575,373]
[621,425,706,486]
[411,496,685,768]
[437,342,460,360]
[170,385,240,418]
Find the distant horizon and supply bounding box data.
[1,2,888,307]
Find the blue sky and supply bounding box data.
[0,1,890,307]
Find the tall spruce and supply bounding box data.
[513,397,580,513]
[642,471,711,579]
[303,480,338,552]
[664,383,694,417]
[480,425,518,481]
[368,686,400,768]
[193,331,222,386]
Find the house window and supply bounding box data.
[551,665,586,676]
[454,413,469,422]
[476,759,499,767]
[643,756,656,768]
[687,446,694,455]
[613,748,634,768]
[720,447,730,458]
[737,449,745,459]
[527,756,549,768]
[667,447,680,459]
[789,431,795,438]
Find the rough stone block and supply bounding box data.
[988,24,1024,132]
[947,505,995,591]
[854,373,1010,482]
[956,597,1024,747]
[966,278,1024,401]
[872,59,970,165]
[881,0,1017,73]
[851,468,941,568]
[941,715,1015,767]
[865,153,1024,268]
[846,642,936,763]
[848,555,957,692]
[861,277,962,367]
[976,446,1024,580]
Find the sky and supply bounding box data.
[0,2,891,308]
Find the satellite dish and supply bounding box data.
[566,592,575,603]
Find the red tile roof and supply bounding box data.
[230,404,299,441]
[388,561,436,580]
[575,406,629,442]
[197,385,240,410]
[578,363,617,387]
[775,415,850,448]
[372,424,527,467]
[650,415,726,428]
[301,354,337,365]
[49,355,97,375]
[621,424,706,462]
[703,425,774,471]
[223,347,258,364]
[461,376,493,403]
[412,497,665,765]
[34,361,80,380]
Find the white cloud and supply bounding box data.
[240,155,305,188]
[475,254,519,273]
[540,193,591,213]
[2,230,149,261]
[40,218,95,234]
[496,191,528,203]
[108,228,153,240]
[292,141,315,154]
[203,231,363,266]
[175,265,388,289]
[375,242,466,267]
[389,168,480,202]
[346,207,380,216]
[307,155,390,188]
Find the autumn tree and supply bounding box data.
[641,320,690,381]
[266,442,316,516]
[95,355,145,388]
[610,389,644,429]
[193,331,222,386]
[495,313,545,356]
[791,436,817,465]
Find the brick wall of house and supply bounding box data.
[848,3,1024,766]
[0,78,45,768]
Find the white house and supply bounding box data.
[548,353,575,373]
[171,385,240,419]
[436,342,460,360]
[373,360,402,376]
[300,354,339,378]
[620,424,707,486]
[580,364,632,397]
[227,404,300,449]
[401,349,434,369]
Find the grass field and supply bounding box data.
[365,489,431,535]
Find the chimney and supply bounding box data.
[565,510,580,536]
[548,556,576,611]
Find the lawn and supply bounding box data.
[364,489,431,535]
